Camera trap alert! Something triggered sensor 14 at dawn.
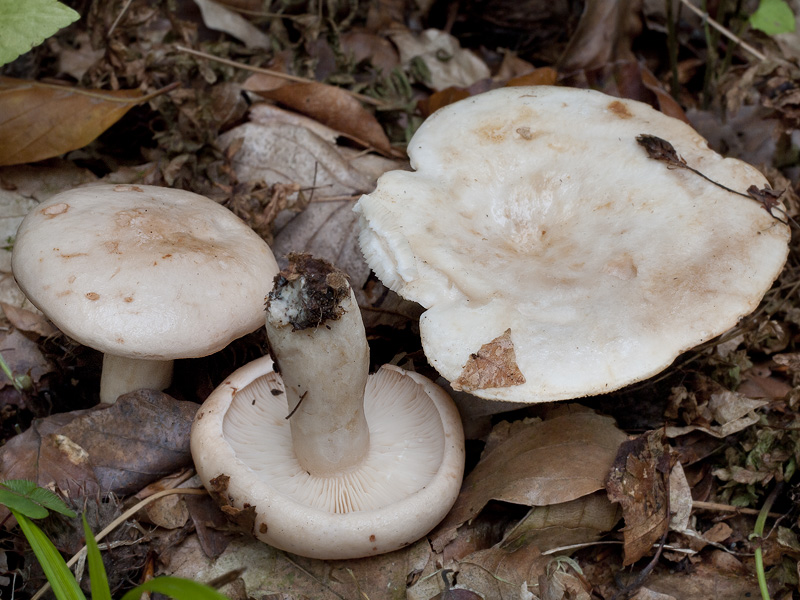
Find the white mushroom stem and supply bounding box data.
[265,256,370,477]
[99,355,174,404]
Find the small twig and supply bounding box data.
[637,134,793,226]
[31,488,208,600]
[678,0,768,61]
[286,391,308,419]
[107,0,134,37]
[174,45,385,107]
[692,500,782,518]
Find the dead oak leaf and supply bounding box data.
[605,428,675,566]
[452,328,525,392]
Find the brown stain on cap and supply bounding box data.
[608,100,633,119]
[41,203,69,218]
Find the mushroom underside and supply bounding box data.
[193,356,464,559]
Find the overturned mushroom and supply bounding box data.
[355,86,790,403]
[12,184,279,403]
[191,254,464,559]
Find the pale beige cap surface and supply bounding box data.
[355,86,791,403]
[12,184,279,359]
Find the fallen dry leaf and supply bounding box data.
[244,73,393,154]
[389,28,490,91]
[502,492,621,554]
[557,0,641,73]
[0,409,98,523]
[453,329,526,392]
[455,542,547,600]
[193,0,270,49]
[164,533,432,599]
[506,67,559,87]
[665,376,769,438]
[0,328,54,388]
[0,302,58,337]
[219,120,374,196]
[0,77,163,166]
[0,389,196,522]
[433,407,627,547]
[605,428,674,566]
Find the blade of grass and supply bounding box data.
[82,515,111,600]
[10,509,86,600]
[120,576,232,600]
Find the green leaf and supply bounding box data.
[0,0,80,66]
[120,576,232,600]
[10,509,87,600]
[750,0,796,35]
[0,480,76,519]
[83,515,112,600]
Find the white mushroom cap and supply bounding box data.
[355,86,790,403]
[191,355,465,559]
[12,184,278,359]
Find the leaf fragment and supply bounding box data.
[0,77,154,166]
[453,329,525,392]
[244,74,393,155]
[605,429,674,566]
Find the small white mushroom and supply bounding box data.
[191,254,465,559]
[355,86,791,403]
[11,184,279,403]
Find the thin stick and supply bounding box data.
[31,488,208,600]
[693,499,782,518]
[678,0,767,61]
[174,45,385,107]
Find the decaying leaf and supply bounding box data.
[502,492,622,554]
[665,376,769,438]
[244,74,393,155]
[605,429,674,566]
[433,407,627,547]
[1,302,58,337]
[193,0,270,49]
[164,533,432,599]
[0,77,166,166]
[452,329,526,392]
[390,28,490,91]
[0,389,196,522]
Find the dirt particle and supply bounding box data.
[210,474,231,492]
[516,126,533,140]
[162,253,172,259]
[124,296,134,302]
[608,100,633,119]
[369,534,376,542]
[259,523,268,534]
[41,203,69,217]
[85,292,100,301]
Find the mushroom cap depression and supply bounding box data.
[355,86,791,403]
[12,184,279,359]
[191,355,465,559]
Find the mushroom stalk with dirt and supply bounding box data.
[264,256,371,476]
[191,254,465,559]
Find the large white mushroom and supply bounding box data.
[12,184,279,404]
[355,86,791,403]
[191,254,464,559]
